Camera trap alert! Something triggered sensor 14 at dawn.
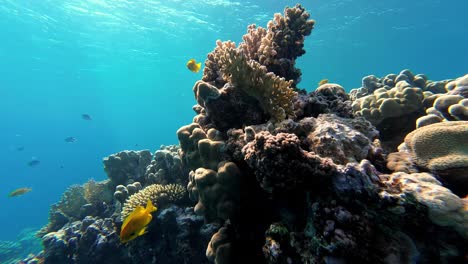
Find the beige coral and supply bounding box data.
[177,123,225,171]
[187,161,240,221]
[380,172,468,239]
[121,184,186,220]
[403,121,468,172]
[352,81,425,125]
[216,41,297,122]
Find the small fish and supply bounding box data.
[120,200,157,243]
[27,159,40,167]
[186,59,202,73]
[8,187,32,197]
[81,114,92,120]
[65,137,77,143]
[16,146,25,151]
[318,79,329,86]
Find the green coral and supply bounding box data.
[121,184,186,220]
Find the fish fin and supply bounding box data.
[138,226,148,236]
[196,62,201,72]
[146,200,157,213]
[121,206,145,229]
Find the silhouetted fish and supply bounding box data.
[65,137,77,143]
[16,146,25,151]
[27,159,40,167]
[81,114,92,120]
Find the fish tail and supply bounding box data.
[146,199,157,213]
[197,62,201,71]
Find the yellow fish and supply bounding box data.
[120,200,157,243]
[8,187,32,197]
[318,79,329,86]
[186,58,202,73]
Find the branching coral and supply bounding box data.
[83,179,113,205]
[216,41,297,122]
[121,184,186,220]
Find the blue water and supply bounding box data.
[0,0,466,244]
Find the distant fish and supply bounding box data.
[186,59,202,73]
[81,114,92,120]
[27,159,40,167]
[8,187,32,197]
[318,79,329,86]
[65,137,77,143]
[60,165,64,169]
[16,146,25,151]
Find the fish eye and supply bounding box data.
[130,232,135,236]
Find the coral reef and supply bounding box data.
[400,121,468,195]
[144,145,186,185]
[121,184,186,220]
[33,4,468,264]
[103,150,152,186]
[0,228,41,264]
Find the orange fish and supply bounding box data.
[120,200,157,243]
[8,187,32,197]
[186,59,202,73]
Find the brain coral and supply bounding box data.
[121,184,186,220]
[403,121,468,194]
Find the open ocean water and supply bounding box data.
[0,0,466,262]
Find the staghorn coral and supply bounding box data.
[121,184,186,220]
[103,150,152,186]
